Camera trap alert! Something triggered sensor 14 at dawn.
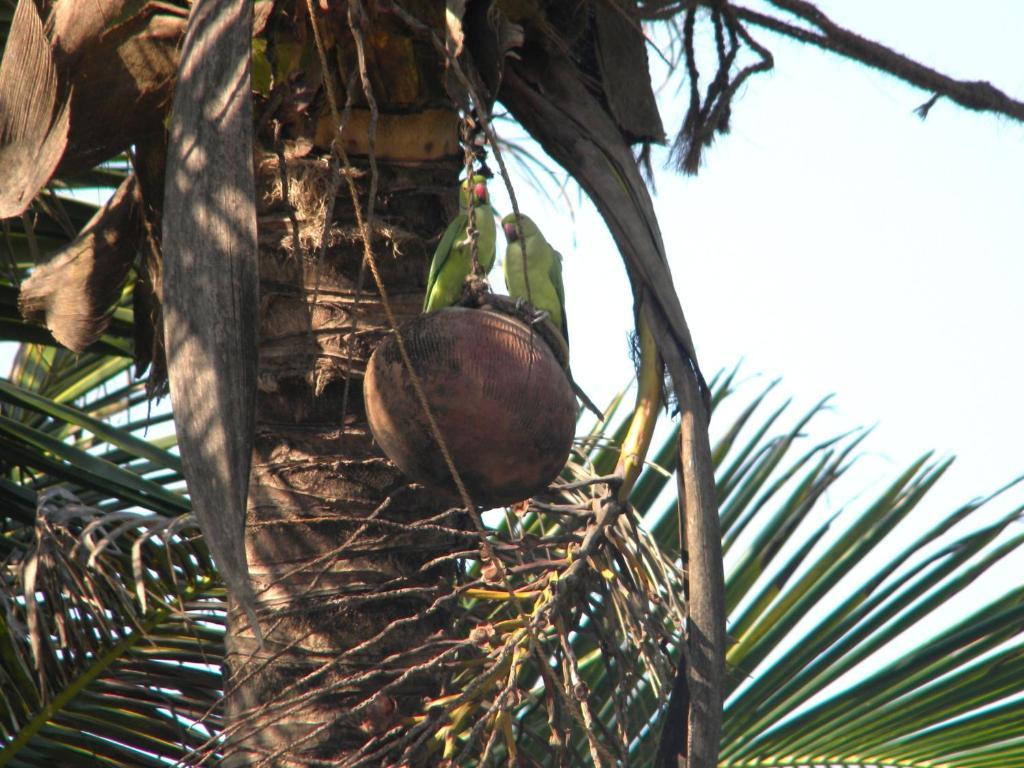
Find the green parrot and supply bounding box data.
[502,213,603,419]
[501,213,567,344]
[422,175,496,312]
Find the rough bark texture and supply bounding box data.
[212,4,467,762]
[222,151,463,766]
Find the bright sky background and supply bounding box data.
[489,0,1023,519]
[485,0,1024,678]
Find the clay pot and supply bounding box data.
[364,307,577,507]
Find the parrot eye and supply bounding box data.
[503,222,518,241]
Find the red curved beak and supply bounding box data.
[503,221,518,241]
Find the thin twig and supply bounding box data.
[732,1,1024,121]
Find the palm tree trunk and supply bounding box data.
[222,11,463,763]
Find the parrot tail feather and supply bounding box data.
[571,379,604,421]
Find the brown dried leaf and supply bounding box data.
[19,175,139,352]
[254,0,274,35]
[446,0,468,58]
[50,1,185,175]
[162,0,260,637]
[48,0,148,55]
[593,0,665,144]
[0,0,70,219]
[133,134,170,393]
[500,41,721,768]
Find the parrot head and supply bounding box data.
[501,213,539,243]
[459,174,490,209]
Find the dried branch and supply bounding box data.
[739,1,1024,120]
[646,0,1024,132]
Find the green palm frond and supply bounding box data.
[0,151,174,516]
[291,368,1016,766]
[0,359,183,520]
[633,375,1023,768]
[3,6,1023,766]
[0,363,1020,766]
[0,313,213,765]
[4,249,1023,768]
[0,489,222,767]
[3,269,1023,768]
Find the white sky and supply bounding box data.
[489,0,1024,518]
[485,0,1024,681]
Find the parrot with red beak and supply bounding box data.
[423,175,496,312]
[502,213,567,344]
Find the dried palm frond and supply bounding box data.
[0,490,223,766]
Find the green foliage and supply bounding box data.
[0,34,1020,767]
[0,177,223,766]
[0,325,220,767]
[1,299,1021,765]
[2,181,1022,763]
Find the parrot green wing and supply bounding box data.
[423,212,467,311]
[474,204,497,275]
[502,238,520,295]
[550,248,568,346]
